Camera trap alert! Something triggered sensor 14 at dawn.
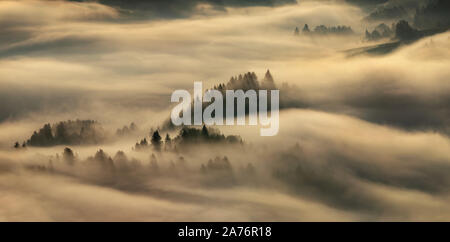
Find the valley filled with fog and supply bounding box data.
[0,0,449,221]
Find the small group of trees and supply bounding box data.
[175,125,242,145]
[365,23,394,41]
[134,130,167,151]
[134,125,242,152]
[201,156,232,174]
[134,138,149,150]
[25,146,259,190]
[364,20,422,42]
[394,20,420,41]
[213,70,276,92]
[22,120,104,147]
[116,122,138,136]
[13,141,26,149]
[29,147,77,168]
[209,70,277,118]
[37,147,191,176]
[42,148,147,174]
[200,156,236,186]
[294,24,353,36]
[160,70,278,131]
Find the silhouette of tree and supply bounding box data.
[114,150,129,170]
[63,147,75,166]
[262,69,276,89]
[55,122,68,144]
[201,125,209,137]
[365,29,370,39]
[395,20,419,40]
[302,24,310,33]
[134,137,149,150]
[164,133,172,150]
[92,149,114,169]
[116,125,129,136]
[141,138,148,146]
[151,130,162,151]
[165,133,171,144]
[94,149,108,161]
[43,124,53,140]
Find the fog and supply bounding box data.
[0,0,449,221]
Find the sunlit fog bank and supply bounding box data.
[0,0,449,221]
